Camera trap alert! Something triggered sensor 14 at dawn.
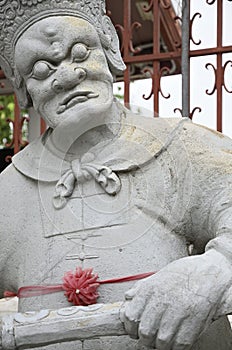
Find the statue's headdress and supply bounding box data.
[0,0,125,108]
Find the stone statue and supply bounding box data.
[0,1,232,349]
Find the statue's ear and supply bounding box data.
[0,55,13,80]
[0,54,32,108]
[14,87,32,109]
[14,69,33,109]
[100,16,126,75]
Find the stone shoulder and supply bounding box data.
[179,121,232,178]
[0,163,29,197]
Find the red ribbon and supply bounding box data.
[4,268,156,306]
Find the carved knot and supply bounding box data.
[53,152,121,209]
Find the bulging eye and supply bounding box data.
[72,43,90,62]
[31,61,54,80]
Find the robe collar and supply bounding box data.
[12,102,188,183]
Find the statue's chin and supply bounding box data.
[40,82,114,133]
[41,93,115,155]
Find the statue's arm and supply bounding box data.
[122,124,232,349]
[204,186,232,317]
[123,248,232,349]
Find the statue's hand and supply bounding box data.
[122,249,232,350]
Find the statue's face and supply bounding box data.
[15,16,114,129]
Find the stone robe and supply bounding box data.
[0,112,232,349]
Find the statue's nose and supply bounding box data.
[51,65,86,93]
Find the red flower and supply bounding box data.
[62,267,100,306]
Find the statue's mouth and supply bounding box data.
[57,91,99,114]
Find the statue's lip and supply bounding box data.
[57,91,99,114]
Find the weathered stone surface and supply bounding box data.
[25,341,83,350]
[0,1,232,349]
[83,336,150,350]
[1,303,231,349]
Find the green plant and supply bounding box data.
[0,95,29,149]
[0,95,14,148]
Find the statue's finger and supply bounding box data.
[138,301,164,348]
[171,316,201,350]
[123,296,147,339]
[124,286,138,300]
[124,279,146,300]
[155,309,187,350]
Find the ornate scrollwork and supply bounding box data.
[129,22,142,54]
[14,310,50,324]
[205,63,217,95]
[160,0,171,10]
[5,115,29,148]
[174,107,202,120]
[205,60,232,95]
[0,0,107,68]
[189,107,202,120]
[57,304,102,316]
[174,15,182,23]
[143,0,154,12]
[115,21,142,55]
[159,67,171,99]
[142,66,171,101]
[142,67,154,100]
[223,60,232,94]
[190,13,202,46]
[5,155,12,163]
[206,0,216,4]
[174,108,182,117]
[21,0,46,6]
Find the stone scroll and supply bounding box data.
[0,302,126,350]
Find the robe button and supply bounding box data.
[79,252,85,260]
[81,232,88,240]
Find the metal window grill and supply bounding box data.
[0,0,231,157]
[107,0,232,131]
